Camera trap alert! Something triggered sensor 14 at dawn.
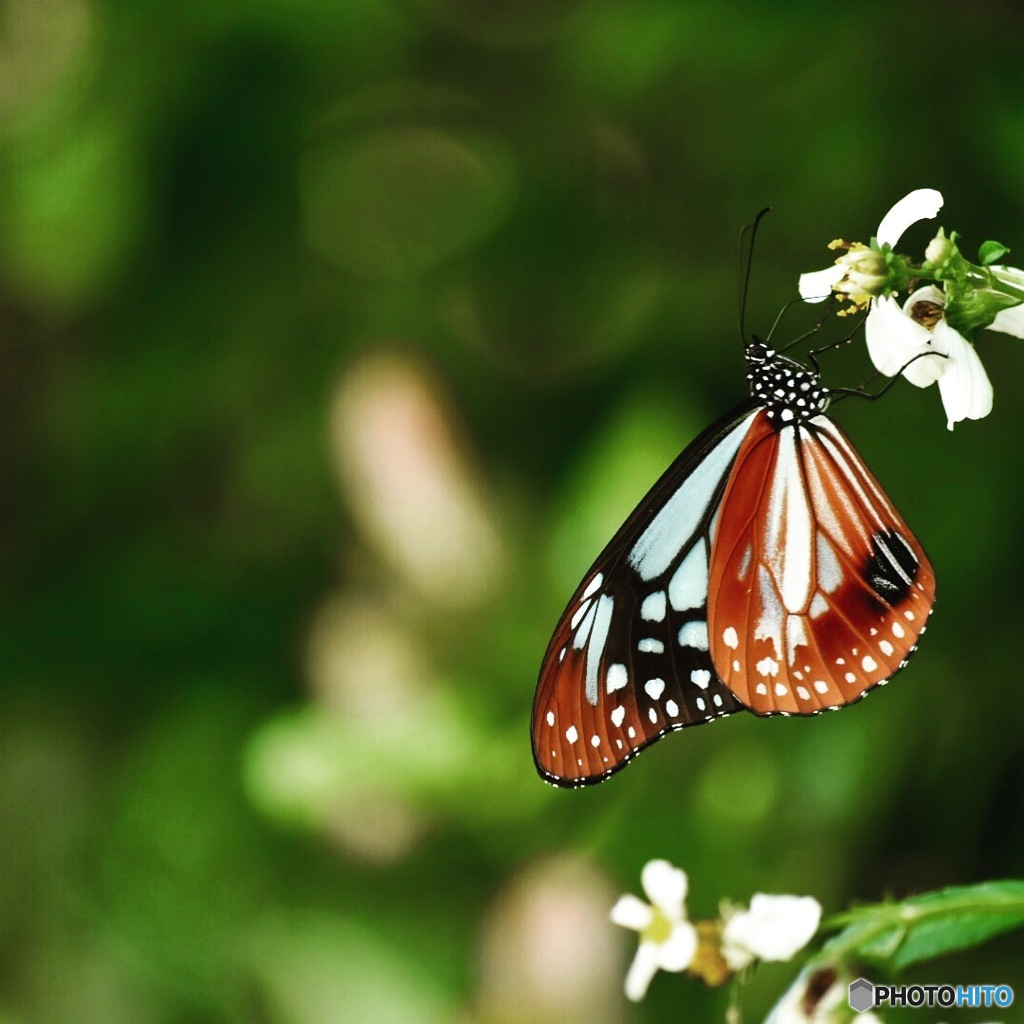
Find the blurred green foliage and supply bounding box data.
[2,0,1024,1021]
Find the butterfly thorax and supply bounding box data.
[745,339,829,427]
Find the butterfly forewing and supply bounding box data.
[532,408,756,787]
[707,412,935,714]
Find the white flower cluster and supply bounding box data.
[609,859,821,1001]
[800,189,1024,430]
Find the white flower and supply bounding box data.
[866,285,992,430]
[799,188,1014,429]
[799,189,943,303]
[764,966,885,1024]
[721,893,821,972]
[609,860,698,1001]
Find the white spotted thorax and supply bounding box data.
[745,340,830,425]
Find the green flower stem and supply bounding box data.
[977,269,1024,302]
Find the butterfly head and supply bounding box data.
[745,338,830,426]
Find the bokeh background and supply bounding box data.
[2,0,1023,1021]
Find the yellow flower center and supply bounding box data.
[642,907,674,945]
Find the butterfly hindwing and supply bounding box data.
[707,411,935,714]
[532,408,756,787]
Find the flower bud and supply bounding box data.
[925,233,954,267]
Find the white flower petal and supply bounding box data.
[875,188,943,248]
[905,282,946,309]
[640,860,688,917]
[722,894,821,965]
[655,921,698,972]
[932,320,993,430]
[990,302,1024,339]
[991,263,1024,289]
[764,965,847,1024]
[610,894,654,932]
[865,296,940,382]
[623,940,661,1002]
[721,941,755,972]
[898,286,948,386]
[798,264,844,303]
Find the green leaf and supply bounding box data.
[979,239,1010,265]
[826,881,1024,972]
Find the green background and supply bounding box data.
[2,0,1022,1021]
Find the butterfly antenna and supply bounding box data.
[767,297,809,343]
[830,350,947,404]
[737,206,773,344]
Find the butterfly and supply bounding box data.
[532,338,935,787]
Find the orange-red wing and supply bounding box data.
[707,412,935,715]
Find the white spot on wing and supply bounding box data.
[690,669,711,689]
[862,655,877,672]
[809,593,829,619]
[774,682,788,696]
[892,621,906,638]
[610,706,625,728]
[638,638,665,654]
[648,707,658,724]
[879,640,894,657]
[666,699,679,716]
[565,725,578,743]
[756,682,768,695]
[668,539,708,612]
[756,656,779,677]
[816,534,843,594]
[572,601,597,650]
[722,626,739,649]
[813,680,828,694]
[591,735,601,748]
[754,564,784,659]
[546,711,554,726]
[570,598,593,630]
[582,573,603,599]
[677,620,709,651]
[640,590,667,622]
[584,594,614,704]
[606,662,628,694]
[765,426,814,613]
[644,678,665,700]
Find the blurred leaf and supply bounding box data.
[1,107,142,304]
[826,881,1024,971]
[248,912,456,1024]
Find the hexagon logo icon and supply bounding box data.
[848,978,874,1013]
